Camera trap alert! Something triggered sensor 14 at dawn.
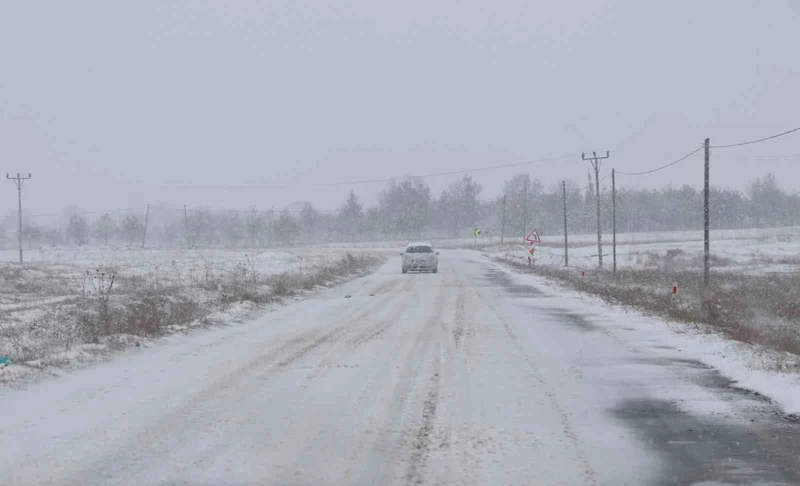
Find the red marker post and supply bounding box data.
[526,229,540,268]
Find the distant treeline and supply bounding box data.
[1,173,796,248]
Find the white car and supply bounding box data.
[401,242,439,273]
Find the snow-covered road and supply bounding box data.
[2,251,800,485]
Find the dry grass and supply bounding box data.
[0,252,383,370]
[499,258,800,367]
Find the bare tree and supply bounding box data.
[273,209,299,244]
[22,223,42,249]
[120,215,144,247]
[339,191,363,242]
[299,202,318,240]
[378,178,431,239]
[95,213,117,245]
[438,175,482,237]
[246,205,264,247]
[43,227,64,247]
[222,211,244,248]
[67,215,90,246]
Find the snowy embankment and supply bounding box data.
[0,246,385,386]
[483,226,800,414]
[486,258,800,417]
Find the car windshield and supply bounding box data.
[407,246,433,253]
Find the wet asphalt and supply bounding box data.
[485,266,800,486]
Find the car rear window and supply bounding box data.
[407,246,433,253]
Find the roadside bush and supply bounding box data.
[122,290,202,336]
[75,269,118,342]
[220,255,267,303]
[264,253,380,299]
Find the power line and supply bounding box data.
[754,154,800,161]
[615,126,800,177]
[710,126,800,149]
[28,207,146,218]
[16,170,615,226]
[26,127,797,220]
[616,145,704,176]
[19,168,612,221]
[164,153,580,190]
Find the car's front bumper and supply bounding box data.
[406,262,436,271]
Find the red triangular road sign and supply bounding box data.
[525,229,541,244]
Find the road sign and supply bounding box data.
[474,228,481,237]
[525,229,541,244]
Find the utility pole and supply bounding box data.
[704,138,710,286]
[522,177,528,242]
[582,151,610,268]
[562,180,569,267]
[267,207,274,247]
[612,169,617,273]
[500,195,507,245]
[141,204,150,249]
[183,205,191,249]
[6,173,31,264]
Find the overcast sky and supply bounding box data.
[1,0,798,217]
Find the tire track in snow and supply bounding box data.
[405,351,442,485]
[405,265,499,485]
[347,278,415,347]
[404,274,458,485]
[338,281,428,482]
[296,277,416,389]
[477,289,600,486]
[358,272,453,485]
[57,276,409,485]
[452,290,466,349]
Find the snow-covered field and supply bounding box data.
[0,246,363,319]
[0,246,386,386]
[0,246,358,277]
[482,226,800,274]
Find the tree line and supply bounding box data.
[1,172,797,249]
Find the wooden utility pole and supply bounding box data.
[141,204,150,249]
[6,173,31,263]
[582,151,610,268]
[267,207,274,247]
[183,205,191,249]
[612,169,617,273]
[500,195,507,245]
[562,180,569,267]
[522,177,528,243]
[704,138,710,286]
